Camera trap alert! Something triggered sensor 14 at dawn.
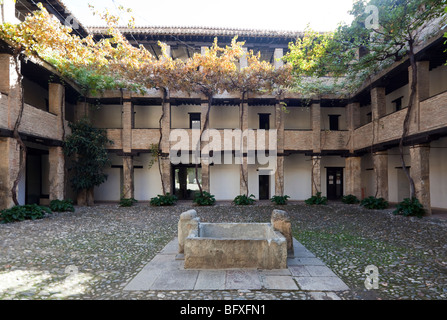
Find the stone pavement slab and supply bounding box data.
[194,271,226,290]
[294,276,350,291]
[263,275,299,290]
[123,237,349,295]
[225,270,263,290]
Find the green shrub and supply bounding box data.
[193,191,216,206]
[150,193,177,206]
[271,195,290,205]
[119,198,138,207]
[233,194,256,205]
[360,196,389,210]
[393,197,425,218]
[342,194,360,204]
[0,204,52,224]
[305,192,327,205]
[49,199,75,212]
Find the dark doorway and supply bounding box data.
[189,113,201,129]
[329,115,340,131]
[259,175,270,200]
[172,165,201,200]
[326,167,343,200]
[259,114,270,130]
[26,148,48,205]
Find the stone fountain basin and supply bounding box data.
[184,222,288,270]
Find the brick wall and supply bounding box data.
[284,130,312,151]
[20,103,60,140]
[420,91,447,132]
[132,129,160,150]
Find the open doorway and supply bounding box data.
[259,175,270,200]
[25,148,49,205]
[172,165,202,200]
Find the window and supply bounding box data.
[259,114,270,130]
[189,113,201,129]
[392,96,404,112]
[329,115,340,131]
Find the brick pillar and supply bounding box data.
[409,61,430,132]
[345,157,362,199]
[160,155,172,195]
[1,54,20,130]
[160,92,171,154]
[410,144,431,215]
[75,100,90,121]
[48,147,65,201]
[311,102,321,153]
[49,84,66,136]
[371,87,386,143]
[48,83,66,201]
[200,99,210,193]
[311,156,321,196]
[275,156,284,196]
[0,54,15,95]
[0,138,20,209]
[346,102,360,153]
[122,156,134,199]
[240,98,249,195]
[373,151,388,200]
[275,98,284,196]
[122,98,133,154]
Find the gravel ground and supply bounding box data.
[0,201,446,300]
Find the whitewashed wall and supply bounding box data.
[321,107,347,131]
[429,64,447,97]
[359,104,372,127]
[386,84,409,115]
[284,154,312,200]
[210,105,240,129]
[210,164,240,200]
[430,137,447,210]
[134,105,163,129]
[90,105,122,129]
[134,153,164,200]
[387,147,410,203]
[23,77,48,111]
[248,105,275,129]
[171,105,201,129]
[94,153,121,201]
[284,107,311,130]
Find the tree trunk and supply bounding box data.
[10,51,27,206]
[239,91,249,196]
[87,188,95,206]
[157,88,168,195]
[399,40,417,199]
[195,95,212,196]
[77,189,87,206]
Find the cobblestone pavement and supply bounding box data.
[0,202,446,300]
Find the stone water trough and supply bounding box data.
[177,209,293,270]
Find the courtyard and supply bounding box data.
[0,202,446,301]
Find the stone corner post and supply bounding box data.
[271,209,293,254]
[178,210,200,254]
